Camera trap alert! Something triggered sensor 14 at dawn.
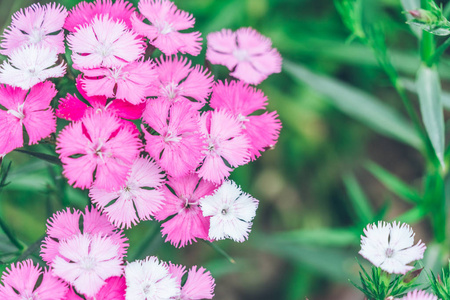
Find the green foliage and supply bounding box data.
[407,0,450,36]
[429,262,450,299]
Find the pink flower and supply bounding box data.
[0,260,67,300]
[154,174,216,248]
[197,110,250,184]
[80,60,157,105]
[0,81,56,155]
[56,110,142,191]
[52,234,124,298]
[95,276,126,300]
[147,56,213,108]
[200,180,259,242]
[210,80,281,160]
[65,0,135,32]
[131,0,202,56]
[397,290,437,300]
[207,27,282,84]
[1,3,67,55]
[90,156,165,229]
[68,15,144,69]
[142,99,205,177]
[169,264,215,300]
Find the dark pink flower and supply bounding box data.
[56,110,142,191]
[0,81,56,155]
[207,27,282,84]
[154,174,216,248]
[65,0,135,32]
[197,110,250,184]
[131,0,202,56]
[142,99,205,177]
[210,80,281,160]
[169,264,215,299]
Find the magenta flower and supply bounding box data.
[210,80,281,160]
[131,0,202,56]
[1,3,67,55]
[80,60,157,105]
[0,260,67,300]
[68,15,144,70]
[169,264,215,300]
[197,110,250,184]
[142,99,205,177]
[56,110,142,191]
[90,156,165,229]
[65,0,135,32]
[95,276,126,300]
[147,55,213,109]
[207,27,282,84]
[154,174,216,248]
[0,81,56,155]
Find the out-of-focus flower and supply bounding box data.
[131,0,202,56]
[396,290,438,300]
[169,264,215,299]
[207,27,282,85]
[359,221,426,274]
[0,81,56,155]
[200,180,258,242]
[0,45,66,89]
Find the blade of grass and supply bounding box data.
[343,173,374,224]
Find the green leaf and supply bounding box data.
[416,64,445,167]
[343,174,374,224]
[14,149,62,166]
[266,228,360,247]
[284,61,422,149]
[365,161,422,203]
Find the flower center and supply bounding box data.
[160,82,180,100]
[164,130,182,143]
[154,21,173,35]
[29,28,45,44]
[21,291,38,300]
[221,208,228,215]
[233,49,250,62]
[96,42,113,59]
[80,256,97,271]
[7,103,25,120]
[385,248,394,258]
[109,67,124,82]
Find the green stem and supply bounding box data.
[203,240,236,264]
[421,0,435,66]
[428,36,450,64]
[0,216,24,251]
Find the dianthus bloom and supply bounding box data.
[169,264,215,300]
[125,256,180,300]
[154,174,216,248]
[147,56,213,108]
[210,80,281,160]
[0,260,67,300]
[200,180,258,242]
[359,221,426,274]
[90,156,165,229]
[0,44,66,89]
[56,110,142,191]
[197,110,250,184]
[68,15,144,69]
[0,81,56,155]
[1,3,67,55]
[131,0,202,56]
[207,27,282,84]
[396,290,438,300]
[65,0,135,32]
[142,99,205,177]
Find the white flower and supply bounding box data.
[125,256,180,300]
[200,180,259,242]
[359,221,426,274]
[0,44,66,89]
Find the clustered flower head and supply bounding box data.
[0,0,282,298]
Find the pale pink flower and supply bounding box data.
[396,290,437,300]
[142,99,205,177]
[0,259,67,300]
[210,80,281,160]
[155,174,216,247]
[90,156,165,229]
[131,0,202,56]
[0,44,66,89]
[1,3,67,55]
[359,221,427,274]
[197,110,250,184]
[80,60,157,105]
[56,110,142,191]
[52,234,124,298]
[207,27,282,84]
[200,180,259,242]
[125,256,180,300]
[147,55,213,108]
[68,15,144,69]
[168,264,215,300]
[65,0,135,32]
[0,81,56,155]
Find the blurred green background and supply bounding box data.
[0,0,442,299]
